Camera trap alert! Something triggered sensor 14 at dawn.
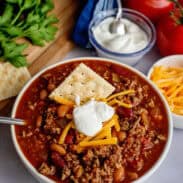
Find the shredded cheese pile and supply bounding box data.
[58,115,119,152]
[151,66,183,115]
[54,90,135,151]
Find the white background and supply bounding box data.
[0,47,183,183]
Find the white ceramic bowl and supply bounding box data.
[88,8,156,66]
[11,57,172,183]
[148,55,183,129]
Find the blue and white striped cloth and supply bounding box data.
[72,0,117,48]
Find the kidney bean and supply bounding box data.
[117,106,133,118]
[65,135,73,144]
[37,101,45,107]
[65,129,75,144]
[51,151,65,169]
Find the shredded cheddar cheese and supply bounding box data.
[79,136,93,143]
[76,146,84,153]
[102,116,116,130]
[79,137,118,147]
[106,90,134,109]
[78,116,116,144]
[114,115,120,132]
[151,66,183,115]
[75,114,119,151]
[53,96,74,106]
[93,128,111,140]
[106,90,135,101]
[108,99,132,108]
[107,128,112,138]
[59,121,73,144]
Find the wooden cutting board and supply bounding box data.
[0,0,82,115]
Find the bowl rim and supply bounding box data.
[147,54,183,129]
[11,57,173,183]
[88,8,156,57]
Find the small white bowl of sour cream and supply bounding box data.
[148,55,183,129]
[89,8,156,66]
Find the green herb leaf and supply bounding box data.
[0,4,13,25]
[0,40,27,67]
[40,0,54,14]
[0,0,58,67]
[42,15,58,26]
[26,11,41,25]
[24,14,58,46]
[26,32,45,46]
[0,32,7,41]
[0,26,23,37]
[22,0,36,10]
[2,41,27,58]
[43,25,58,41]
[9,56,27,67]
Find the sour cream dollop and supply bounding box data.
[92,17,148,54]
[73,100,114,136]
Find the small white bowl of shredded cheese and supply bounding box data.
[89,8,156,66]
[148,55,183,129]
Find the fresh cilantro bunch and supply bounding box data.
[0,0,58,67]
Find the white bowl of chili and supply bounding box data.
[11,57,172,183]
[148,55,183,129]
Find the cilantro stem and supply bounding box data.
[11,8,23,25]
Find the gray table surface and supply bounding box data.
[1,47,183,183]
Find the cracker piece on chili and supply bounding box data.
[0,63,31,101]
[49,63,115,102]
